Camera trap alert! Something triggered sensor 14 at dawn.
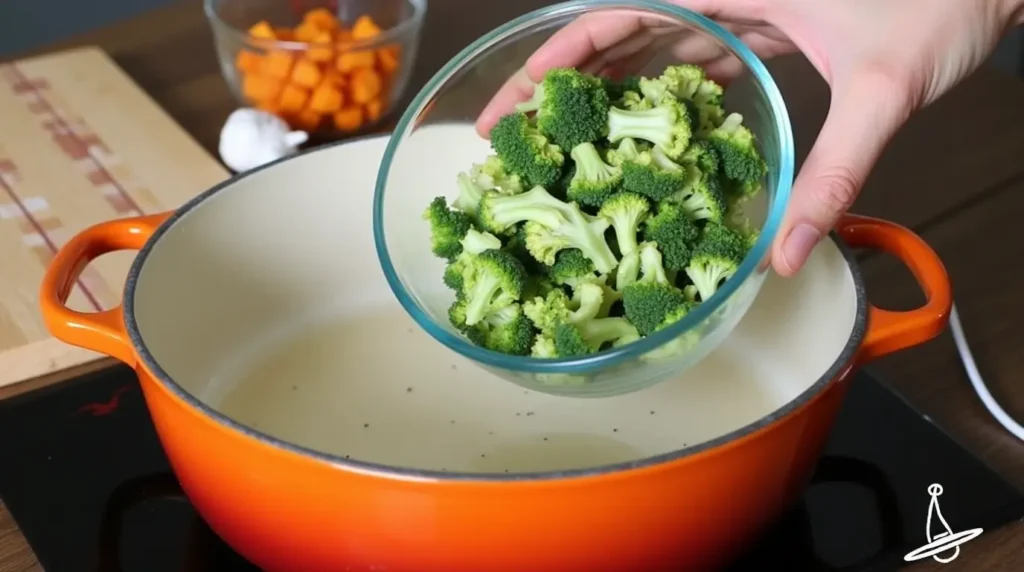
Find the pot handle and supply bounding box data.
[39,213,171,366]
[834,213,952,363]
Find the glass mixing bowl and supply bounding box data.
[374,0,794,398]
[205,0,426,140]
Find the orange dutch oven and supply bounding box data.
[39,129,950,572]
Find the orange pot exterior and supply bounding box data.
[39,213,952,572]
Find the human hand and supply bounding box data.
[477,0,1023,276]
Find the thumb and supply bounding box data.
[772,73,912,277]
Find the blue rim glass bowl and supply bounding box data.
[373,0,794,397]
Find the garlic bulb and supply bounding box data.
[218,108,310,173]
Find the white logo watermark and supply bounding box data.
[903,484,984,564]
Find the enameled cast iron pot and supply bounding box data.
[40,127,951,572]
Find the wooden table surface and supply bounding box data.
[2,1,1024,570]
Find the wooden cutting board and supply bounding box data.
[0,46,229,394]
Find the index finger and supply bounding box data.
[475,11,644,137]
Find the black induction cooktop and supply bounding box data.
[0,366,1021,572]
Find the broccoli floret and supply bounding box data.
[450,298,535,356]
[454,173,486,216]
[516,68,610,150]
[477,186,618,274]
[640,64,725,133]
[567,141,623,207]
[641,301,699,360]
[479,304,536,356]
[477,185,568,235]
[523,215,616,275]
[684,222,748,302]
[547,248,598,287]
[707,113,766,197]
[617,90,652,111]
[614,143,698,202]
[621,242,689,335]
[605,137,647,166]
[607,99,692,160]
[673,175,726,223]
[598,192,650,257]
[489,112,565,188]
[680,140,721,178]
[551,317,640,356]
[530,283,639,356]
[443,229,503,290]
[642,202,700,271]
[423,196,474,261]
[459,249,528,326]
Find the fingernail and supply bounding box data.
[781,223,821,273]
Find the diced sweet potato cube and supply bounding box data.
[350,15,382,40]
[333,107,364,132]
[364,98,384,123]
[293,22,321,43]
[248,21,276,40]
[376,46,401,74]
[235,50,263,74]
[349,68,382,104]
[290,58,323,89]
[306,30,335,62]
[242,75,281,103]
[262,51,295,80]
[274,27,295,41]
[309,83,344,113]
[336,50,375,73]
[303,7,339,32]
[278,84,310,114]
[322,69,347,88]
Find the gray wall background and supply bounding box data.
[2,0,1023,74]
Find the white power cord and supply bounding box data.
[949,303,1024,441]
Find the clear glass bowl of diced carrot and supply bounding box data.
[205,0,426,139]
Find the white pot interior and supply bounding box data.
[130,125,858,475]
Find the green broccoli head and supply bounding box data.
[684,222,748,302]
[675,175,726,223]
[507,197,617,274]
[707,113,767,197]
[523,282,603,334]
[479,304,536,356]
[619,146,697,202]
[598,191,650,257]
[617,90,652,111]
[489,112,565,188]
[517,68,611,150]
[642,202,701,271]
[423,196,474,261]
[550,317,640,356]
[641,64,725,134]
[442,229,503,291]
[460,249,528,326]
[607,98,692,160]
[681,140,721,178]
[567,141,623,207]
[547,248,597,287]
[621,241,689,335]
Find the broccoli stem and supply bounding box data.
[608,106,675,149]
[688,264,732,302]
[465,275,504,326]
[578,317,639,348]
[571,142,616,182]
